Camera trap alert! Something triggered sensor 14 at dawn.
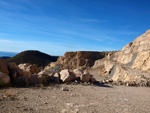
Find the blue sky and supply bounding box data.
[0,0,150,56]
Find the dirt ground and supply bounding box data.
[0,84,150,113]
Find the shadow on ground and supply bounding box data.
[94,82,113,88]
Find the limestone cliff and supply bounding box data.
[45,51,115,71]
[92,29,150,83]
[112,29,150,71]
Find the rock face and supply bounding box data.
[60,69,75,82]
[91,29,150,84]
[45,51,115,72]
[132,51,150,71]
[112,29,150,71]
[0,72,11,87]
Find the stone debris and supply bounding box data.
[61,87,69,91]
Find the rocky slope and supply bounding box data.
[44,51,115,71]
[1,30,150,87]
[112,29,150,72]
[92,29,150,85]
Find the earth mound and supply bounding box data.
[7,50,58,67]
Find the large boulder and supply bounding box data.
[14,68,24,77]
[19,63,40,74]
[73,69,83,78]
[0,72,11,87]
[92,59,115,76]
[38,71,60,84]
[10,70,31,87]
[18,63,30,70]
[14,75,29,87]
[9,68,24,80]
[51,73,60,84]
[80,71,92,82]
[26,64,40,74]
[8,62,19,71]
[9,70,17,80]
[60,69,75,82]
[23,71,32,79]
[29,75,40,86]
[0,59,9,75]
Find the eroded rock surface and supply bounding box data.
[91,29,150,85]
[45,51,114,71]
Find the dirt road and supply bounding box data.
[0,84,150,113]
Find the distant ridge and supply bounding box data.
[0,56,11,59]
[0,51,18,57]
[7,50,58,67]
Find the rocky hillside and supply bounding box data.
[2,30,150,88]
[44,51,115,72]
[112,29,150,71]
[92,29,150,86]
[7,50,58,67]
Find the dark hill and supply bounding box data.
[7,50,58,67]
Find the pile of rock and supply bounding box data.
[0,59,40,87]
[37,69,96,86]
[0,58,97,87]
[101,78,150,87]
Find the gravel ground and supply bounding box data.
[0,84,150,113]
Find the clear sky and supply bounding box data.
[0,0,150,56]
